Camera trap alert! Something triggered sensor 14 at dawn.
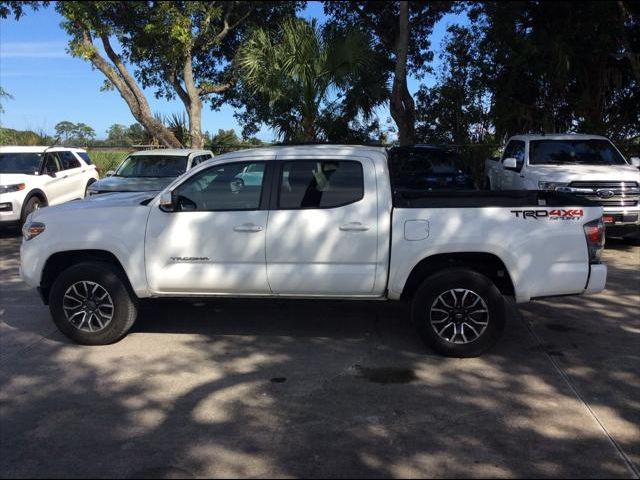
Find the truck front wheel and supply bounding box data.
[412,268,506,357]
[49,262,137,345]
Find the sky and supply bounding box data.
[0,2,463,142]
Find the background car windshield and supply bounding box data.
[115,155,188,177]
[0,152,43,174]
[529,140,627,165]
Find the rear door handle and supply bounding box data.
[234,223,264,233]
[340,222,370,232]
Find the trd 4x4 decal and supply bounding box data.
[511,209,584,220]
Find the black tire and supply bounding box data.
[49,262,137,345]
[20,195,44,227]
[412,268,506,357]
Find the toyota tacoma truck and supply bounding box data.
[484,134,640,238]
[20,145,607,357]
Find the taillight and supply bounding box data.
[583,218,605,264]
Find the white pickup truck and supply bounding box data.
[21,145,607,357]
[484,134,640,238]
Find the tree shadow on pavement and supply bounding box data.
[2,294,638,478]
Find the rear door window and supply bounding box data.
[278,161,364,209]
[59,151,81,170]
[43,153,62,174]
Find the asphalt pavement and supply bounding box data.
[1,227,638,478]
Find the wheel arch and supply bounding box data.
[40,250,136,305]
[400,252,515,300]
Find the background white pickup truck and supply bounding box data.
[21,145,607,357]
[484,134,640,238]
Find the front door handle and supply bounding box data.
[234,223,264,233]
[339,222,370,232]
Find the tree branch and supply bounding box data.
[199,82,233,95]
[216,4,253,43]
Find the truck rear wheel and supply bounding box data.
[49,262,137,345]
[412,268,505,357]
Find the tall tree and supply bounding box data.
[236,18,387,142]
[325,1,453,145]
[471,1,639,140]
[1,1,299,148]
[54,121,77,142]
[416,25,491,144]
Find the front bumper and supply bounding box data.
[0,195,23,223]
[602,211,640,237]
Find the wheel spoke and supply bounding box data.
[448,323,458,342]
[464,322,480,339]
[461,324,468,343]
[63,281,113,333]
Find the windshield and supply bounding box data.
[115,155,188,178]
[529,140,627,166]
[0,152,43,174]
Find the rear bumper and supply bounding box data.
[585,263,607,295]
[604,222,640,237]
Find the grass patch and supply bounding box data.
[87,150,129,176]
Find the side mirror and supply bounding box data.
[630,157,640,168]
[503,157,518,170]
[106,170,115,177]
[159,191,174,212]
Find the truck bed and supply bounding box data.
[388,190,602,303]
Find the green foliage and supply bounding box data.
[0,1,48,20]
[0,127,52,146]
[472,1,639,141]
[235,18,389,142]
[164,112,189,146]
[87,149,130,175]
[416,24,491,144]
[54,121,95,144]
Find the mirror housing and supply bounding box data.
[502,157,518,170]
[159,191,175,212]
[630,157,640,168]
[106,170,115,177]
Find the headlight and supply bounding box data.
[22,220,46,240]
[538,181,569,191]
[0,183,26,194]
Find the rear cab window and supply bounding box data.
[278,160,364,209]
[389,147,477,192]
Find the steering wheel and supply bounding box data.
[230,177,245,194]
[176,195,197,211]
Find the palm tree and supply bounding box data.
[237,18,386,142]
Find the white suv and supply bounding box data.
[0,146,99,226]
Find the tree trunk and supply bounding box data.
[80,30,182,148]
[186,97,204,149]
[302,115,316,142]
[390,1,416,146]
[182,55,205,149]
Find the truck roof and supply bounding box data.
[509,134,611,142]
[129,148,213,157]
[210,144,387,161]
